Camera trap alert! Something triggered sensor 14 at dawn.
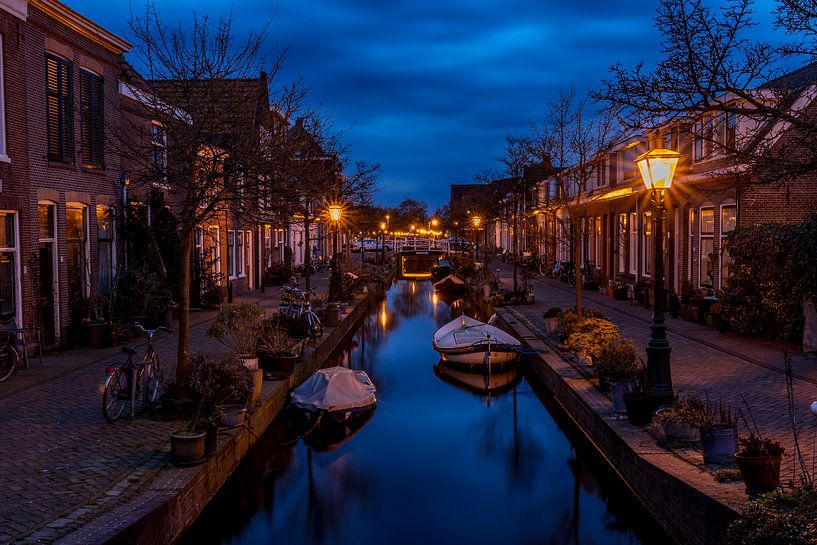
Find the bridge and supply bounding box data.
[391,236,449,279]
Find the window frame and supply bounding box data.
[0,35,8,163]
[642,211,653,277]
[96,205,115,294]
[628,212,637,275]
[0,211,21,327]
[227,229,236,279]
[45,53,74,163]
[699,205,715,288]
[66,203,90,299]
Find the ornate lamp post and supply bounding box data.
[380,221,387,265]
[635,148,681,406]
[472,216,481,259]
[328,204,342,301]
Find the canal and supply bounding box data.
[180,280,671,545]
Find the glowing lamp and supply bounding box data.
[328,205,342,222]
[431,218,439,227]
[380,222,386,230]
[635,148,680,190]
[472,216,481,228]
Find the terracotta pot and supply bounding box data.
[249,369,263,408]
[219,404,247,428]
[735,453,782,497]
[544,317,560,334]
[170,431,206,465]
[84,322,106,348]
[701,426,738,465]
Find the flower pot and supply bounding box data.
[661,418,700,442]
[700,426,738,465]
[544,317,560,334]
[614,287,629,300]
[324,303,341,327]
[84,322,106,348]
[608,379,638,414]
[249,369,263,408]
[240,356,259,370]
[735,453,782,497]
[624,392,654,426]
[259,350,298,379]
[205,424,219,458]
[219,404,247,428]
[679,304,690,319]
[170,430,206,465]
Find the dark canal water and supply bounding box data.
[180,280,671,545]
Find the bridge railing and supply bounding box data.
[392,236,449,253]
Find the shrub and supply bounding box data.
[543,306,562,319]
[720,215,817,342]
[189,354,252,430]
[256,318,290,354]
[561,307,605,334]
[738,433,785,457]
[206,303,264,357]
[567,318,619,363]
[595,338,638,379]
[725,487,817,545]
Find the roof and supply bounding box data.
[764,61,817,90]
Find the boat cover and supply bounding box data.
[291,367,377,413]
[432,315,521,351]
[434,274,465,290]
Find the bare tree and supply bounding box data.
[594,0,817,187]
[497,136,535,293]
[529,88,621,319]
[115,4,303,385]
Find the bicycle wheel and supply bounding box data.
[103,367,130,422]
[308,314,324,342]
[0,342,18,383]
[143,354,160,409]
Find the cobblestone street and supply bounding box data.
[0,275,328,545]
[495,264,817,481]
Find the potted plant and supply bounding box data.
[735,433,785,497]
[613,279,629,301]
[624,386,654,426]
[596,338,639,413]
[697,399,739,465]
[82,295,110,348]
[206,303,264,369]
[543,307,562,334]
[264,261,292,286]
[257,317,305,379]
[170,354,252,464]
[656,393,704,442]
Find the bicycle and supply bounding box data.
[102,324,170,422]
[278,286,324,343]
[0,331,19,383]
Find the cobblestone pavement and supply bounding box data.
[0,275,328,545]
[495,264,817,483]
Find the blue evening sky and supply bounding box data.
[68,0,779,210]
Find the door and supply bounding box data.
[39,243,57,346]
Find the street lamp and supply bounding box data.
[472,216,482,258]
[328,204,343,301]
[635,148,681,406]
[380,221,387,264]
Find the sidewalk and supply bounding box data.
[0,274,328,545]
[495,264,817,483]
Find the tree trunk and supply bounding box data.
[573,223,583,320]
[303,216,311,290]
[512,195,519,293]
[175,227,194,389]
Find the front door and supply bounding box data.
[39,242,57,346]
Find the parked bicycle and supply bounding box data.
[278,285,324,343]
[102,324,170,422]
[0,331,19,383]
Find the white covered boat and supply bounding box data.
[291,367,377,422]
[432,315,521,367]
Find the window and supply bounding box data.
[699,206,715,288]
[0,36,7,161]
[724,112,736,151]
[663,128,677,150]
[580,217,586,263]
[245,230,252,283]
[688,207,695,284]
[587,217,595,265]
[629,212,637,275]
[207,226,221,282]
[693,120,704,160]
[150,123,167,179]
[643,211,653,276]
[227,230,235,278]
[97,206,114,294]
[720,203,737,286]
[66,205,88,301]
[80,70,104,167]
[618,213,627,274]
[236,230,244,276]
[46,53,74,163]
[0,212,17,323]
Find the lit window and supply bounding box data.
[699,206,715,288]
[97,206,114,294]
[643,211,653,276]
[0,35,7,161]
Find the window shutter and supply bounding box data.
[46,54,74,162]
[80,70,104,167]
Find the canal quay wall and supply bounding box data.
[471,293,740,545]
[59,285,385,545]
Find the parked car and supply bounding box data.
[357,239,392,252]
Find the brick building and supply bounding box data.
[0,0,130,347]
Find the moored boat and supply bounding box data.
[290,366,377,422]
[431,314,521,367]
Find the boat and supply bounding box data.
[290,367,377,423]
[431,314,522,367]
[429,259,452,282]
[433,273,465,296]
[433,360,521,397]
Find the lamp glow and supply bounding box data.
[635,148,681,190]
[472,216,481,228]
[328,205,342,222]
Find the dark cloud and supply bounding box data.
[69,0,676,208]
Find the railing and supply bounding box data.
[391,236,449,253]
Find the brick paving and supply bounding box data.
[0,274,328,545]
[495,264,817,483]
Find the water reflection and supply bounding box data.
[180,280,669,545]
